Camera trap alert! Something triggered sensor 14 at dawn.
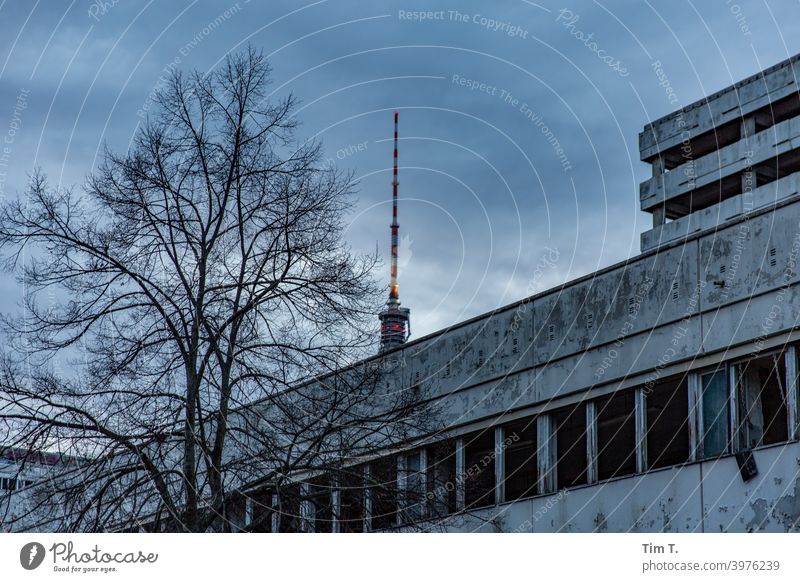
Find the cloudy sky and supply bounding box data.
[1,0,799,340]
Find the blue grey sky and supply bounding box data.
[1,0,799,339]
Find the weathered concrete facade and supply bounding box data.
[222,53,800,534]
[332,52,800,533]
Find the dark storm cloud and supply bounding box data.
[1,0,800,339]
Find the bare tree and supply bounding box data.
[0,48,432,532]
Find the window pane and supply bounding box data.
[646,375,690,469]
[370,457,397,530]
[553,404,588,489]
[464,429,496,509]
[249,488,273,532]
[402,451,425,524]
[225,493,247,530]
[275,484,302,533]
[596,391,637,480]
[426,441,457,517]
[702,369,730,457]
[737,353,788,447]
[307,477,333,533]
[338,467,364,533]
[503,418,537,501]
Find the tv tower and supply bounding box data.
[379,111,411,352]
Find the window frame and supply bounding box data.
[697,364,733,458]
[731,349,790,450]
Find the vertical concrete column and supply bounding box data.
[331,486,341,534]
[651,155,665,177]
[741,116,756,196]
[688,372,702,461]
[363,465,373,532]
[652,205,666,228]
[651,157,666,227]
[455,437,466,511]
[494,426,505,505]
[245,495,253,530]
[741,115,756,141]
[536,414,554,494]
[397,454,406,526]
[271,493,279,532]
[635,388,648,473]
[785,346,798,440]
[419,448,428,520]
[299,482,312,533]
[585,401,598,484]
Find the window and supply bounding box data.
[338,467,365,533]
[736,353,788,448]
[370,457,397,530]
[464,429,496,509]
[307,477,334,533]
[503,417,537,501]
[701,367,730,457]
[426,441,457,517]
[646,375,690,469]
[249,488,273,532]
[596,391,637,480]
[275,484,302,533]
[553,404,588,489]
[401,450,425,524]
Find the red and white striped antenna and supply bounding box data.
[388,111,400,304]
[379,111,411,352]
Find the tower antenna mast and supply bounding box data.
[379,112,411,352]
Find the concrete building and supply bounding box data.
[0,448,77,531]
[232,53,800,533]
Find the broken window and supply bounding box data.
[552,404,588,489]
[596,391,637,480]
[426,441,457,517]
[370,457,398,530]
[503,417,537,501]
[646,375,690,469]
[701,367,730,457]
[464,429,496,509]
[338,467,365,533]
[736,352,788,448]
